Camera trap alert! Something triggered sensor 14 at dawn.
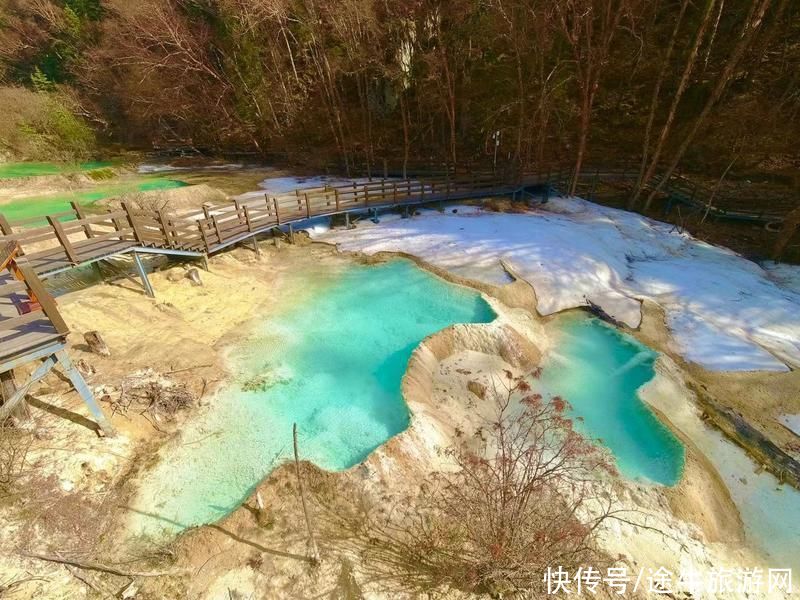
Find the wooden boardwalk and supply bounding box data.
[0,164,791,282]
[0,173,530,279]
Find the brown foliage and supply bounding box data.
[315,371,621,597]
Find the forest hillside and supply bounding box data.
[0,1,798,196]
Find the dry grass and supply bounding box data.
[0,421,33,492]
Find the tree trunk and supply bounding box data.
[293,423,320,564]
[642,0,776,210]
[637,0,718,211]
[629,0,690,209]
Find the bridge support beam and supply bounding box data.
[132,251,155,298]
[0,344,114,436]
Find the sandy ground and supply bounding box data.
[0,239,796,599]
[0,242,352,598]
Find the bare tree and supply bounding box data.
[640,0,788,211]
[316,371,623,597]
[555,0,637,195]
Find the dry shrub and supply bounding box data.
[110,371,194,424]
[0,421,33,492]
[315,371,621,598]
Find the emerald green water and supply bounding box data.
[130,260,496,535]
[0,161,115,179]
[0,178,187,224]
[542,314,685,485]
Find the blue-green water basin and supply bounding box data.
[130,261,685,536]
[130,259,496,534]
[542,314,685,485]
[0,161,117,179]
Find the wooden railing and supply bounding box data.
[189,172,518,251]
[0,242,69,346]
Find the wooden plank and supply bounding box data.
[0,310,45,333]
[0,214,13,235]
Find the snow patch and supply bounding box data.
[314,197,800,372]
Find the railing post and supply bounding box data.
[273,197,281,225]
[198,221,211,253]
[70,201,94,238]
[305,193,311,219]
[334,188,340,212]
[0,214,12,235]
[47,216,79,264]
[109,210,126,238]
[18,263,69,334]
[234,199,248,231]
[212,215,224,244]
[123,202,145,244]
[157,210,172,247]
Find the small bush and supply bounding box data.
[317,371,621,598]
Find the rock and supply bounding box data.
[186,268,203,286]
[76,359,95,376]
[467,380,486,399]
[83,331,110,357]
[166,269,184,282]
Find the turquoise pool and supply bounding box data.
[129,262,685,537]
[0,161,116,179]
[130,259,496,534]
[542,314,685,485]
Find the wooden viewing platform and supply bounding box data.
[0,172,533,284]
